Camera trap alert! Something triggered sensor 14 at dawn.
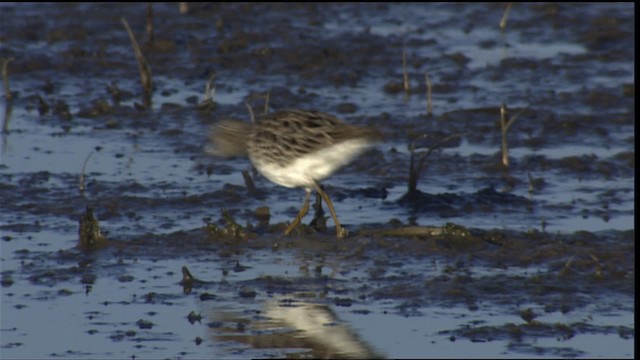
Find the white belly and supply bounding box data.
[249,138,373,188]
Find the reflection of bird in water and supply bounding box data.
[206,297,383,359]
[208,109,382,238]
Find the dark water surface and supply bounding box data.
[0,3,634,359]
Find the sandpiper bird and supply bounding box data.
[207,109,381,238]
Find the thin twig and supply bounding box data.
[500,104,509,166]
[408,132,467,194]
[424,71,432,116]
[402,45,410,96]
[204,73,216,101]
[589,253,603,278]
[179,2,189,14]
[559,256,574,276]
[408,134,428,194]
[146,3,154,46]
[245,101,255,123]
[121,17,153,108]
[500,103,529,167]
[244,91,270,121]
[79,151,94,194]
[1,100,12,134]
[506,105,527,131]
[414,132,467,177]
[2,58,15,102]
[197,74,216,110]
[263,90,270,115]
[1,58,14,134]
[500,3,513,30]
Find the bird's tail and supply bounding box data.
[206,120,251,157]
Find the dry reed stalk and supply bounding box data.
[146,3,154,46]
[121,18,153,108]
[500,3,513,30]
[2,58,14,102]
[79,152,94,194]
[245,101,255,123]
[263,90,270,115]
[408,132,466,194]
[425,71,432,116]
[402,45,410,96]
[179,2,188,14]
[500,103,528,167]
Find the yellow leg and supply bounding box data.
[284,189,311,235]
[312,181,348,238]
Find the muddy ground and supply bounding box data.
[0,2,634,359]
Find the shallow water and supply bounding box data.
[0,2,635,359]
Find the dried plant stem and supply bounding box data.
[424,71,432,116]
[245,101,256,123]
[402,45,410,96]
[245,91,270,121]
[121,17,153,108]
[1,58,14,134]
[2,58,14,102]
[408,132,466,194]
[204,73,216,101]
[559,255,574,276]
[589,253,603,278]
[79,151,94,194]
[146,3,154,46]
[1,99,12,134]
[196,74,217,110]
[500,104,510,166]
[408,134,428,194]
[263,90,270,115]
[500,3,513,30]
[179,2,189,14]
[500,103,528,167]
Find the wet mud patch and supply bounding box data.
[2,223,633,358]
[1,2,634,358]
